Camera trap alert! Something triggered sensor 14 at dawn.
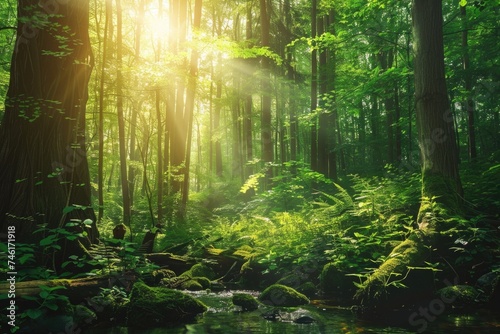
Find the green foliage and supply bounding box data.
[21,286,69,320]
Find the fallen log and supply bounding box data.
[144,253,195,273]
[0,273,137,302]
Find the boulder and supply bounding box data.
[320,263,356,298]
[127,282,206,327]
[476,271,500,306]
[232,293,259,311]
[259,284,309,307]
[438,285,479,309]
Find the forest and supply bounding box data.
[0,0,499,333]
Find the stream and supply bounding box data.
[85,290,500,333]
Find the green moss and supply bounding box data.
[181,263,216,280]
[192,276,211,289]
[232,293,259,311]
[181,279,204,291]
[72,305,96,327]
[127,282,206,327]
[297,282,317,298]
[259,284,309,307]
[438,285,479,306]
[320,263,355,297]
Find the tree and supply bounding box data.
[355,0,463,308]
[0,1,98,245]
[260,0,273,174]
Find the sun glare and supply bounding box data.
[144,3,170,41]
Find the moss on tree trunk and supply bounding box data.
[354,0,463,309]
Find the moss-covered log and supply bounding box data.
[0,274,136,302]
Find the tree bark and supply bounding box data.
[0,0,98,245]
[116,0,132,231]
[310,0,318,172]
[354,0,463,309]
[260,0,273,177]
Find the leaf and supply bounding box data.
[40,235,57,246]
[26,308,43,319]
[83,219,93,226]
[63,206,75,214]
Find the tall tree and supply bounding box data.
[116,0,132,232]
[260,0,273,174]
[460,3,476,160]
[180,0,203,218]
[97,0,112,224]
[310,0,318,172]
[355,0,463,307]
[0,0,98,245]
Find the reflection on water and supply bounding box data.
[84,290,500,334]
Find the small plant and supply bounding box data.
[21,285,69,320]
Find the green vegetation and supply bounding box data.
[126,282,207,327]
[259,284,310,307]
[0,0,499,331]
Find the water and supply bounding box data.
[85,290,500,333]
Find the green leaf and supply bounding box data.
[63,206,75,214]
[40,235,57,246]
[26,308,44,319]
[45,302,59,311]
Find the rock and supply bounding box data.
[438,285,479,309]
[259,284,309,307]
[476,271,500,306]
[127,282,206,327]
[72,304,97,328]
[320,263,356,298]
[193,276,211,289]
[190,263,216,280]
[232,293,259,311]
[294,315,315,324]
[297,282,317,298]
[181,279,204,291]
[261,308,281,321]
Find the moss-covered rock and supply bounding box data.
[72,304,97,328]
[297,282,317,298]
[191,263,216,280]
[127,282,206,327]
[193,276,211,289]
[232,293,259,311]
[259,284,309,307]
[320,263,356,298]
[476,271,500,306]
[181,263,216,280]
[438,285,479,308]
[239,257,265,289]
[181,279,204,291]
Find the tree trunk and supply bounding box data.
[0,0,98,245]
[243,1,254,177]
[317,15,329,177]
[116,0,132,232]
[97,0,111,224]
[310,0,318,172]
[355,0,463,309]
[180,0,202,219]
[260,0,273,178]
[461,4,476,160]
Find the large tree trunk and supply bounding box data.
[0,1,97,245]
[354,0,463,309]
